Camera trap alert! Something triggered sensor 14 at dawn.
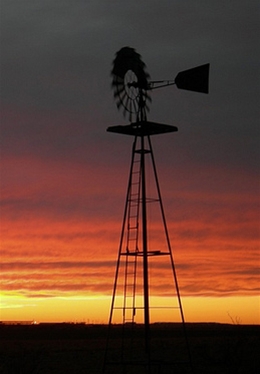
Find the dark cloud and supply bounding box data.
[2,0,259,179]
[1,1,259,308]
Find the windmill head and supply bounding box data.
[111,47,210,123]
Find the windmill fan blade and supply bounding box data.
[119,91,127,108]
[116,100,122,109]
[145,104,150,113]
[124,96,130,112]
[114,85,125,98]
[175,63,210,93]
[112,80,123,89]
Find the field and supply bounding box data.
[0,323,259,373]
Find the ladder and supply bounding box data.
[123,149,141,324]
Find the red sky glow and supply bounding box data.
[1,1,259,325]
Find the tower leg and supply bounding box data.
[103,134,193,374]
[147,136,193,370]
[140,135,150,357]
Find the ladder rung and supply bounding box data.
[128,225,138,230]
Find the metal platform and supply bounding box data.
[107,120,178,136]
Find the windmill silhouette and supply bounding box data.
[103,47,209,374]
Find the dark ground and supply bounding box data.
[0,323,259,374]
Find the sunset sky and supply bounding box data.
[1,1,259,324]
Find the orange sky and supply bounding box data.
[1,2,259,325]
[1,151,259,324]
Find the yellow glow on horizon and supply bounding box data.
[1,293,259,325]
[182,296,260,325]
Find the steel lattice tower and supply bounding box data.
[103,47,209,374]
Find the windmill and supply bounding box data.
[103,47,210,374]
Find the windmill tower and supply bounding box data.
[103,47,209,374]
